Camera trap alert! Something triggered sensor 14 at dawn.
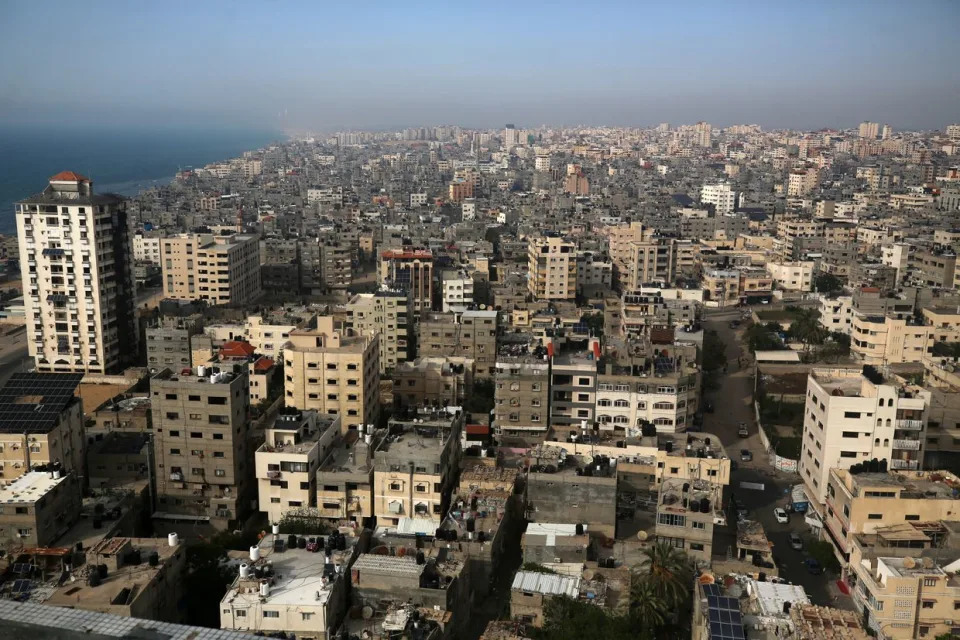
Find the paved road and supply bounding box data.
[702,313,848,608]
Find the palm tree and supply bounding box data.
[629,575,667,630]
[639,542,694,607]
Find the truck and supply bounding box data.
[789,484,809,513]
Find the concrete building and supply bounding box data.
[527,236,577,301]
[372,412,463,527]
[767,261,816,291]
[655,477,724,565]
[0,373,84,486]
[282,317,380,433]
[494,352,551,444]
[0,470,81,547]
[133,233,162,264]
[255,410,340,524]
[440,270,474,312]
[161,233,261,306]
[525,450,617,537]
[549,353,597,437]
[346,291,412,374]
[16,171,139,374]
[316,426,381,525]
[448,179,474,203]
[850,311,960,365]
[378,249,433,317]
[858,121,880,139]
[576,251,613,295]
[418,310,498,378]
[150,367,251,530]
[819,296,855,335]
[596,361,701,435]
[220,532,354,640]
[799,369,929,516]
[510,571,584,628]
[145,317,204,372]
[700,182,737,215]
[392,357,472,409]
[44,536,186,622]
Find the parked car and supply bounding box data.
[738,423,749,437]
[789,533,803,551]
[740,449,753,462]
[704,401,715,413]
[805,558,824,574]
[774,508,789,524]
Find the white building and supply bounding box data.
[700,182,737,215]
[16,171,139,374]
[461,198,476,221]
[767,261,815,291]
[535,155,552,172]
[799,369,927,512]
[818,296,854,335]
[881,243,913,285]
[440,270,474,312]
[409,192,427,207]
[133,233,162,264]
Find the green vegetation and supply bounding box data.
[785,308,827,350]
[758,396,805,428]
[532,542,694,640]
[277,513,333,535]
[814,273,843,294]
[582,312,605,338]
[807,539,841,574]
[183,529,261,626]
[521,562,558,574]
[701,329,728,391]
[745,322,787,352]
[932,342,960,358]
[464,378,495,414]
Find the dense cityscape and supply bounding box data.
[0,119,957,640]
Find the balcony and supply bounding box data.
[890,459,919,470]
[896,419,923,430]
[892,439,921,451]
[266,470,282,479]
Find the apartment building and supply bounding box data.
[700,182,737,215]
[825,469,960,570]
[440,269,474,312]
[0,470,81,547]
[161,233,261,306]
[0,373,84,487]
[418,310,498,378]
[618,238,691,290]
[346,291,412,373]
[576,251,613,294]
[605,221,647,284]
[702,270,740,307]
[316,426,381,524]
[494,353,551,443]
[787,168,820,197]
[550,353,597,438]
[392,357,472,408]
[767,261,815,291]
[282,317,380,433]
[372,413,463,526]
[318,238,353,290]
[255,410,340,523]
[145,316,204,372]
[914,250,957,289]
[799,368,929,515]
[851,311,960,365]
[448,179,474,202]
[655,477,723,564]
[596,362,700,435]
[16,171,139,374]
[151,367,251,530]
[527,236,577,300]
[133,232,162,264]
[819,296,855,335]
[378,248,433,317]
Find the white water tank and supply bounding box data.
[250,545,260,562]
[260,581,270,597]
[239,563,251,579]
[168,532,179,547]
[364,433,373,445]
[197,365,206,377]
[272,523,280,535]
[53,469,61,479]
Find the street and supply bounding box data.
[702,310,846,607]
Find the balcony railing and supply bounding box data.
[896,419,924,431]
[892,439,921,451]
[890,459,919,470]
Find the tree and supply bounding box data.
[464,379,495,414]
[583,312,605,338]
[639,541,695,611]
[814,273,843,293]
[629,575,667,630]
[807,539,841,574]
[702,330,728,372]
[745,322,787,352]
[787,309,827,350]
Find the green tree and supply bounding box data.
[787,309,827,350]
[814,273,843,293]
[745,322,787,352]
[582,311,605,338]
[629,576,668,630]
[639,542,694,611]
[702,329,728,372]
[464,379,495,414]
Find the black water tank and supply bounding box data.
[575,523,584,535]
[783,601,792,614]
[665,441,674,453]
[287,534,298,549]
[700,497,710,513]
[466,519,476,533]
[477,531,486,542]
[88,572,101,587]
[337,534,346,551]
[298,537,307,549]
[98,564,108,579]
[758,571,767,582]
[149,551,159,567]
[416,551,425,565]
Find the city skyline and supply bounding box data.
[2,1,958,132]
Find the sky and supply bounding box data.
[1,0,958,133]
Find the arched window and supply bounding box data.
[614,399,629,408]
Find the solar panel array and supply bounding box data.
[0,373,84,434]
[703,583,746,640]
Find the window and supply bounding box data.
[921,600,935,609]
[301,613,314,621]
[691,521,706,530]
[868,513,882,520]
[389,482,402,491]
[841,431,859,438]
[208,396,227,405]
[923,577,937,586]
[690,543,704,551]
[906,515,921,521]
[169,430,180,437]
[263,611,279,618]
[190,432,202,438]
[235,610,247,617]
[165,412,179,420]
[839,451,856,458]
[215,469,226,477]
[657,513,685,527]
[170,448,181,455]
[844,411,861,419]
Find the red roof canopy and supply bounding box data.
[49,170,90,183]
[220,340,256,358]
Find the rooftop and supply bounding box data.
[0,373,83,434]
[511,571,580,598]
[0,471,69,504]
[838,469,960,500]
[352,554,424,578]
[523,523,587,547]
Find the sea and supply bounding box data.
[0,124,282,234]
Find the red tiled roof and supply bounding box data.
[253,356,275,372]
[220,340,256,358]
[49,171,90,183]
[465,424,490,436]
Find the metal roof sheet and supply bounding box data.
[511,570,580,597]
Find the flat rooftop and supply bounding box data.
[352,554,423,578]
[0,373,83,434]
[0,471,68,504]
[840,469,960,500]
[523,523,587,547]
[511,571,580,597]
[319,430,377,474]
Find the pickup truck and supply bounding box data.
[738,422,749,438]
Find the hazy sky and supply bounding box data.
[1,0,958,132]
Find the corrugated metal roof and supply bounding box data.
[511,570,580,597]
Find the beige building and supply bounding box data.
[0,373,85,486]
[655,477,723,564]
[527,236,577,300]
[0,470,81,547]
[767,260,815,291]
[255,410,340,523]
[596,362,701,435]
[372,412,463,526]
[418,310,498,378]
[151,367,252,530]
[392,357,473,408]
[161,233,261,306]
[316,426,382,524]
[282,317,380,433]
[494,353,551,443]
[378,249,433,317]
[799,369,928,516]
[16,171,139,374]
[851,311,960,365]
[45,536,186,621]
[345,290,412,374]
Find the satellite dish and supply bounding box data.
[698,573,716,585]
[637,530,648,541]
[903,557,916,569]
[362,606,373,620]
[582,569,595,580]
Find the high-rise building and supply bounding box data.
[378,248,433,317]
[858,121,880,139]
[694,121,712,147]
[700,182,738,215]
[504,124,520,150]
[151,366,252,530]
[418,310,498,378]
[161,233,261,306]
[16,172,138,374]
[282,317,380,433]
[346,290,412,374]
[881,123,893,140]
[527,236,577,300]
